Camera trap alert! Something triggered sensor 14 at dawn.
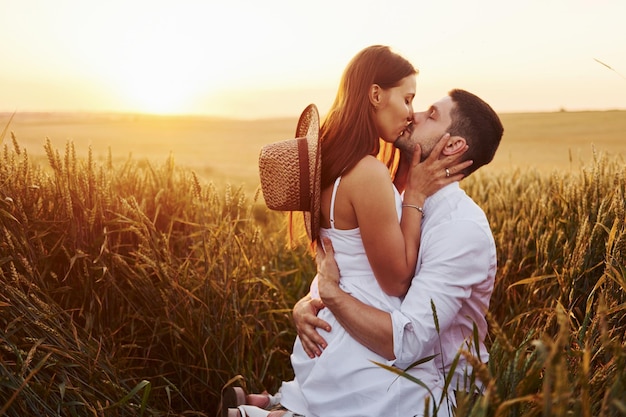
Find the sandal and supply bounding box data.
[219,375,247,417]
[219,375,281,416]
[249,392,281,409]
[222,386,279,410]
[224,387,246,407]
[229,406,293,417]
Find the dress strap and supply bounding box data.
[329,176,342,229]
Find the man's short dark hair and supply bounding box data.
[448,89,504,176]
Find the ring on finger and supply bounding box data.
[445,168,451,178]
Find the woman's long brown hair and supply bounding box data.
[320,45,417,190]
[290,46,416,248]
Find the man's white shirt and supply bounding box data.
[392,182,496,391]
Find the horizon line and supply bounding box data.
[2,106,626,121]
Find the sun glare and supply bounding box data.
[94,3,313,116]
[120,71,198,115]
[112,42,207,115]
[99,7,218,116]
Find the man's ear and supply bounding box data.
[369,84,382,108]
[442,135,467,156]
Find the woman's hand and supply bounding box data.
[403,133,473,204]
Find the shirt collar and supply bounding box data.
[424,182,461,211]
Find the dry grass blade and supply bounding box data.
[0,111,16,145]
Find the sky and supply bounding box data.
[1,0,625,119]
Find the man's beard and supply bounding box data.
[394,126,437,162]
[394,123,415,154]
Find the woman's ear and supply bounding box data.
[442,135,467,156]
[369,84,382,108]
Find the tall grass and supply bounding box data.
[459,152,626,416]
[1,131,624,416]
[1,134,314,415]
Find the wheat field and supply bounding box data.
[0,111,625,416]
[4,110,626,188]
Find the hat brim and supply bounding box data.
[258,104,321,242]
[298,104,321,243]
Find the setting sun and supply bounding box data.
[91,5,218,115]
[113,55,203,115]
[1,1,625,117]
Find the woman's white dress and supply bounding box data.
[278,177,442,417]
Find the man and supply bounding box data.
[294,89,504,415]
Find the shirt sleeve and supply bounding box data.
[391,218,494,368]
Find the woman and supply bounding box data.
[226,45,468,417]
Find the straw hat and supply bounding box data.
[258,104,321,242]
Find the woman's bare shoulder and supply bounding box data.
[338,156,393,203]
[350,155,389,175]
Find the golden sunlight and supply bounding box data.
[97,6,219,115]
[111,37,207,115]
[118,69,199,115]
[93,3,301,116]
[68,4,316,116]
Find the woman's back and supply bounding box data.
[318,172,403,305]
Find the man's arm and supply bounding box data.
[316,238,396,360]
[315,217,494,366]
[391,218,495,367]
